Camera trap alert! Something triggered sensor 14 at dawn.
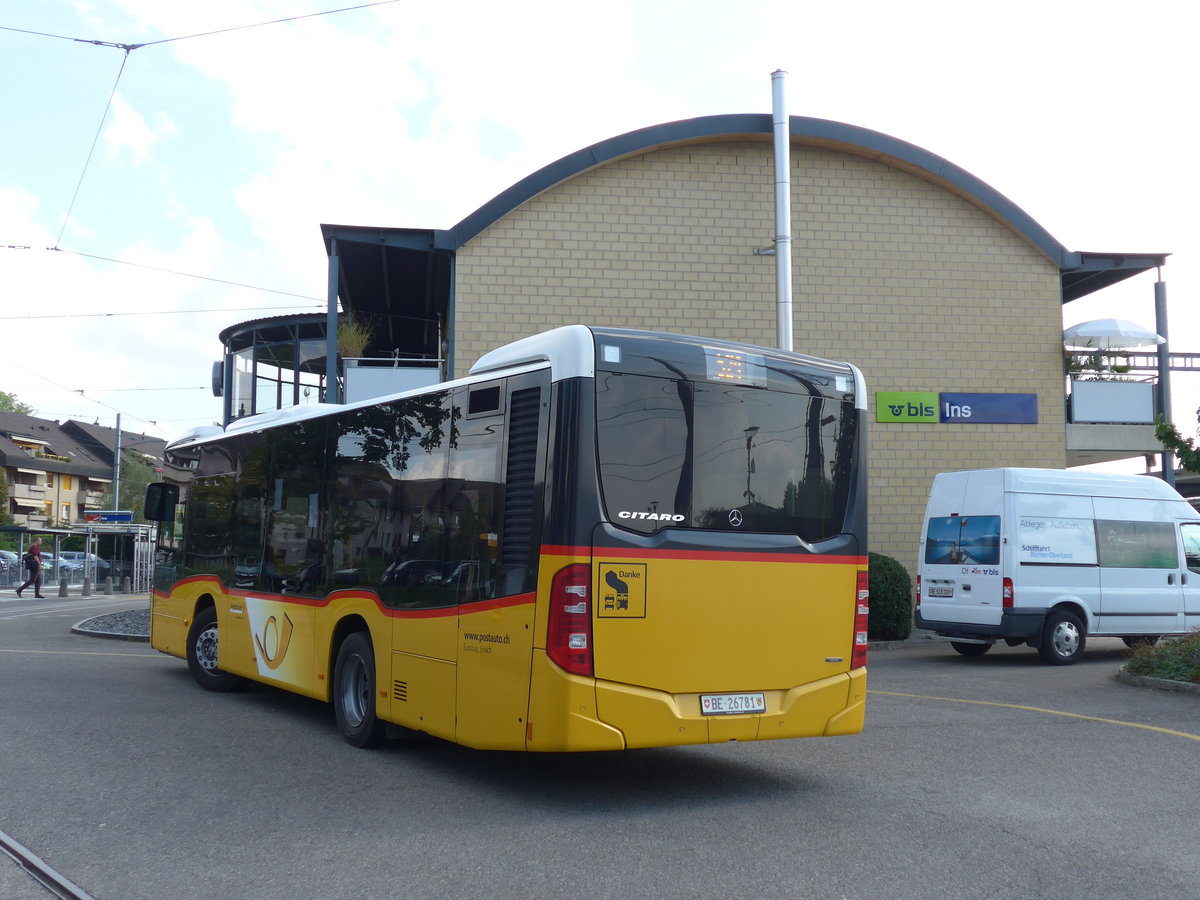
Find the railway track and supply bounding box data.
[0,829,95,900]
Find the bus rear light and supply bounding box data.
[1002,577,1014,609]
[852,570,869,670]
[547,563,593,676]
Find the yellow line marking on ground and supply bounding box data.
[870,689,1200,742]
[0,647,159,660]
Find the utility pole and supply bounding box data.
[113,413,122,509]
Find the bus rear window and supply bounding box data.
[596,372,856,540]
[924,516,1001,565]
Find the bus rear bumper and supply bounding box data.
[526,654,867,751]
[594,667,866,749]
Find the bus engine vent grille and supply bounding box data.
[501,387,541,571]
[393,680,408,702]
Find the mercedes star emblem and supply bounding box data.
[728,509,743,527]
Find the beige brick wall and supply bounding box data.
[454,139,1065,572]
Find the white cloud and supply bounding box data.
[105,92,177,163]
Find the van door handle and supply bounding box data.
[1168,573,1175,585]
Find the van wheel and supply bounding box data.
[333,632,387,748]
[950,641,991,657]
[1122,635,1159,648]
[1038,610,1085,665]
[186,606,243,692]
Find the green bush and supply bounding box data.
[868,552,912,642]
[1124,631,1200,683]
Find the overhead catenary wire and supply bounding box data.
[0,306,323,321]
[2,1,408,436]
[3,0,406,292]
[1,245,327,304]
[0,1,405,50]
[53,48,130,248]
[50,248,326,301]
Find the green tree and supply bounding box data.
[1155,414,1200,473]
[0,471,15,551]
[92,450,161,523]
[0,391,34,416]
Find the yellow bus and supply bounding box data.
[146,326,869,751]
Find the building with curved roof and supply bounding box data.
[225,114,1169,567]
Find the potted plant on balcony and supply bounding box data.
[336,315,374,361]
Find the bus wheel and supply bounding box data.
[1038,610,1085,665]
[186,607,242,692]
[950,641,991,657]
[1123,635,1160,648]
[333,632,386,748]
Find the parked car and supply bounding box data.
[58,551,111,579]
[0,549,18,579]
[39,553,80,577]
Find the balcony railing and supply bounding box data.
[1067,379,1156,425]
[10,483,48,499]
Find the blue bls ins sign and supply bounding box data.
[877,392,1038,424]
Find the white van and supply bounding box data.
[915,468,1200,664]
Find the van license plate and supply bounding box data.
[700,692,766,716]
[927,586,954,597]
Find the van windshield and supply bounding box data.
[925,516,1000,565]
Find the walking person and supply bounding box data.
[17,537,46,599]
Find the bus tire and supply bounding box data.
[333,632,386,748]
[186,606,242,692]
[1038,610,1085,665]
[950,641,991,657]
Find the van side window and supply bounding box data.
[1096,520,1178,569]
[1180,523,1200,574]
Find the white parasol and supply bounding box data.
[1062,318,1165,351]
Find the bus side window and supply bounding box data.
[447,385,505,604]
[335,392,455,609]
[267,418,329,596]
[224,434,271,589]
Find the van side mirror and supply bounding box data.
[145,483,179,522]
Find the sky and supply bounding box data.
[1,0,1197,453]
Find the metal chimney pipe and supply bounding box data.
[771,69,794,351]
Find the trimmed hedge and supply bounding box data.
[868,552,913,642]
[1124,631,1200,683]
